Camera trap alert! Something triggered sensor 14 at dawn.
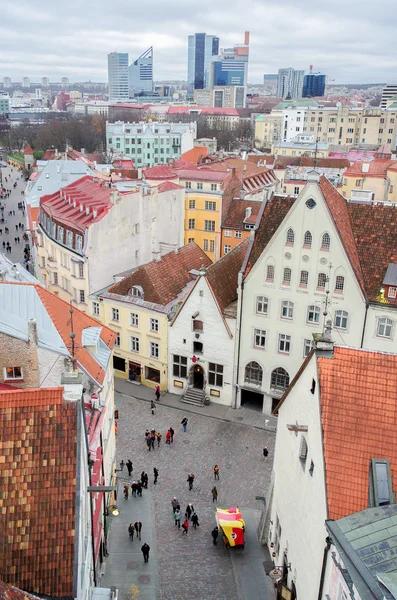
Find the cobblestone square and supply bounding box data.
[114,393,275,600]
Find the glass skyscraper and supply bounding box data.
[302,73,326,97]
[129,47,153,95]
[108,52,129,101]
[188,33,219,90]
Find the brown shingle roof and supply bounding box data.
[319,176,366,297]
[348,203,397,302]
[0,388,77,597]
[317,346,397,520]
[300,157,350,169]
[222,198,262,228]
[206,239,249,314]
[108,242,212,305]
[244,195,296,275]
[0,580,40,600]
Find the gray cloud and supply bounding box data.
[1,0,396,83]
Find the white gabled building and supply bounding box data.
[168,239,249,406]
[235,173,397,414]
[265,344,397,600]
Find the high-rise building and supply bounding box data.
[108,52,129,101]
[42,77,49,88]
[129,47,153,95]
[3,77,12,89]
[381,84,397,109]
[188,33,219,90]
[61,77,69,89]
[277,68,304,98]
[302,68,326,97]
[209,32,249,89]
[22,77,30,89]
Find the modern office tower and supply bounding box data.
[209,32,250,89]
[129,47,153,95]
[22,77,30,89]
[277,68,305,98]
[108,52,129,101]
[3,77,12,89]
[188,33,219,89]
[302,67,326,97]
[42,77,50,88]
[61,77,69,88]
[381,84,397,109]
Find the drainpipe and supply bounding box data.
[360,302,369,348]
[317,536,331,600]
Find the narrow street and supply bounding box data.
[0,163,28,267]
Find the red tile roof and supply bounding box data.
[319,176,366,297]
[181,146,209,164]
[41,176,114,232]
[42,149,57,160]
[244,195,296,275]
[0,282,115,385]
[177,169,232,183]
[107,242,212,305]
[300,157,350,169]
[223,199,262,228]
[143,165,177,180]
[344,159,397,178]
[23,145,33,156]
[206,239,249,314]
[0,387,77,597]
[200,107,239,116]
[317,346,397,520]
[156,181,183,193]
[0,580,42,600]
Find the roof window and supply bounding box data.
[128,285,144,298]
[369,459,395,507]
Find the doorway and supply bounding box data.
[129,361,141,383]
[240,388,264,411]
[192,365,204,389]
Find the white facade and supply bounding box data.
[236,179,397,415]
[282,108,307,141]
[168,273,236,406]
[268,352,328,600]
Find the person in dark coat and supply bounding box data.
[263,447,269,461]
[191,512,199,528]
[128,523,135,540]
[185,503,194,520]
[212,486,218,503]
[151,400,156,415]
[155,385,160,401]
[153,467,159,485]
[187,473,195,490]
[134,521,142,540]
[169,426,174,442]
[181,417,188,432]
[126,459,133,476]
[212,526,219,545]
[141,542,150,562]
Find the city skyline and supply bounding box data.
[0,0,396,84]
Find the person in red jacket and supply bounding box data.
[182,519,189,535]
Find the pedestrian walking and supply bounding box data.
[171,497,179,513]
[182,519,189,535]
[146,433,151,451]
[153,467,159,485]
[187,473,195,491]
[126,459,133,476]
[156,432,162,447]
[174,508,181,528]
[214,465,220,480]
[151,400,156,415]
[169,426,174,442]
[137,480,142,496]
[128,523,135,541]
[155,384,161,401]
[191,512,200,528]
[123,484,129,499]
[141,471,145,485]
[185,503,194,520]
[143,473,148,489]
[181,417,188,432]
[131,481,137,497]
[263,447,269,461]
[211,526,219,545]
[141,543,150,563]
[134,521,142,540]
[212,486,218,503]
[165,429,171,444]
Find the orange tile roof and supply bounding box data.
[0,282,115,385]
[317,346,397,520]
[202,157,272,178]
[23,145,33,156]
[181,146,209,164]
[0,580,41,600]
[0,387,77,597]
[108,242,212,305]
[206,239,249,314]
[344,159,397,178]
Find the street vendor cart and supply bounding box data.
[216,507,245,548]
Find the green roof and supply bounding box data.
[273,99,320,110]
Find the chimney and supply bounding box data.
[28,318,37,346]
[110,188,120,205]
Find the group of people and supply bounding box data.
[171,499,199,534]
[0,167,28,262]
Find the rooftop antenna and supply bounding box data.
[66,304,79,366]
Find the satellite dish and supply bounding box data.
[269,568,283,580]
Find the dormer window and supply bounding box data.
[369,459,395,507]
[129,286,143,298]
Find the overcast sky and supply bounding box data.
[1,0,396,84]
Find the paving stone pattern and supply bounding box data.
[0,164,28,266]
[114,393,275,600]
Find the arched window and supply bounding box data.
[283,267,292,284]
[286,228,295,245]
[335,275,345,292]
[271,368,290,392]
[245,361,263,385]
[317,273,327,289]
[377,317,393,338]
[256,296,268,315]
[300,270,309,286]
[266,265,275,282]
[335,310,348,329]
[129,285,143,298]
[307,305,321,323]
[303,231,312,247]
[321,233,330,250]
[281,300,294,319]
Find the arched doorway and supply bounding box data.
[191,364,204,389]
